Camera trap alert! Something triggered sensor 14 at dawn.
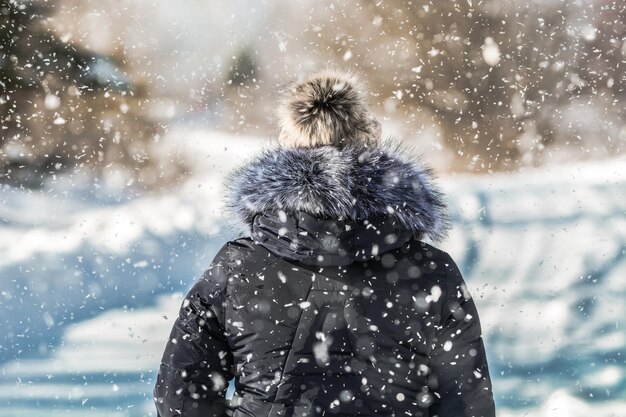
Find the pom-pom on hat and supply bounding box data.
[277,69,382,148]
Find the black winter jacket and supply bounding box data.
[154,139,496,417]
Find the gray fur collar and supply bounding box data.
[223,138,452,244]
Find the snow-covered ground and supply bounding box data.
[1,128,625,416]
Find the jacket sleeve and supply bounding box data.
[154,243,235,417]
[428,252,496,417]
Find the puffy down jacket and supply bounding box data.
[153,138,496,417]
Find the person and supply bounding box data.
[153,69,496,417]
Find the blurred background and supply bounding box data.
[1,0,625,416]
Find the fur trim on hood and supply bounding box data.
[223,137,452,244]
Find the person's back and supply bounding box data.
[153,70,496,417]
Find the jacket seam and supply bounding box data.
[427,252,453,360]
[269,279,316,407]
[158,362,186,416]
[223,242,233,328]
[439,251,454,332]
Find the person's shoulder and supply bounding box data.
[220,236,266,258]
[400,238,463,294]
[206,237,256,260]
[404,237,451,267]
[189,238,258,298]
[414,242,469,302]
[226,236,257,250]
[214,236,275,268]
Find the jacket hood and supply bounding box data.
[223,138,452,266]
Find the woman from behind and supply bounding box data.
[154,69,496,417]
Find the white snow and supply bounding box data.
[482,37,501,66]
